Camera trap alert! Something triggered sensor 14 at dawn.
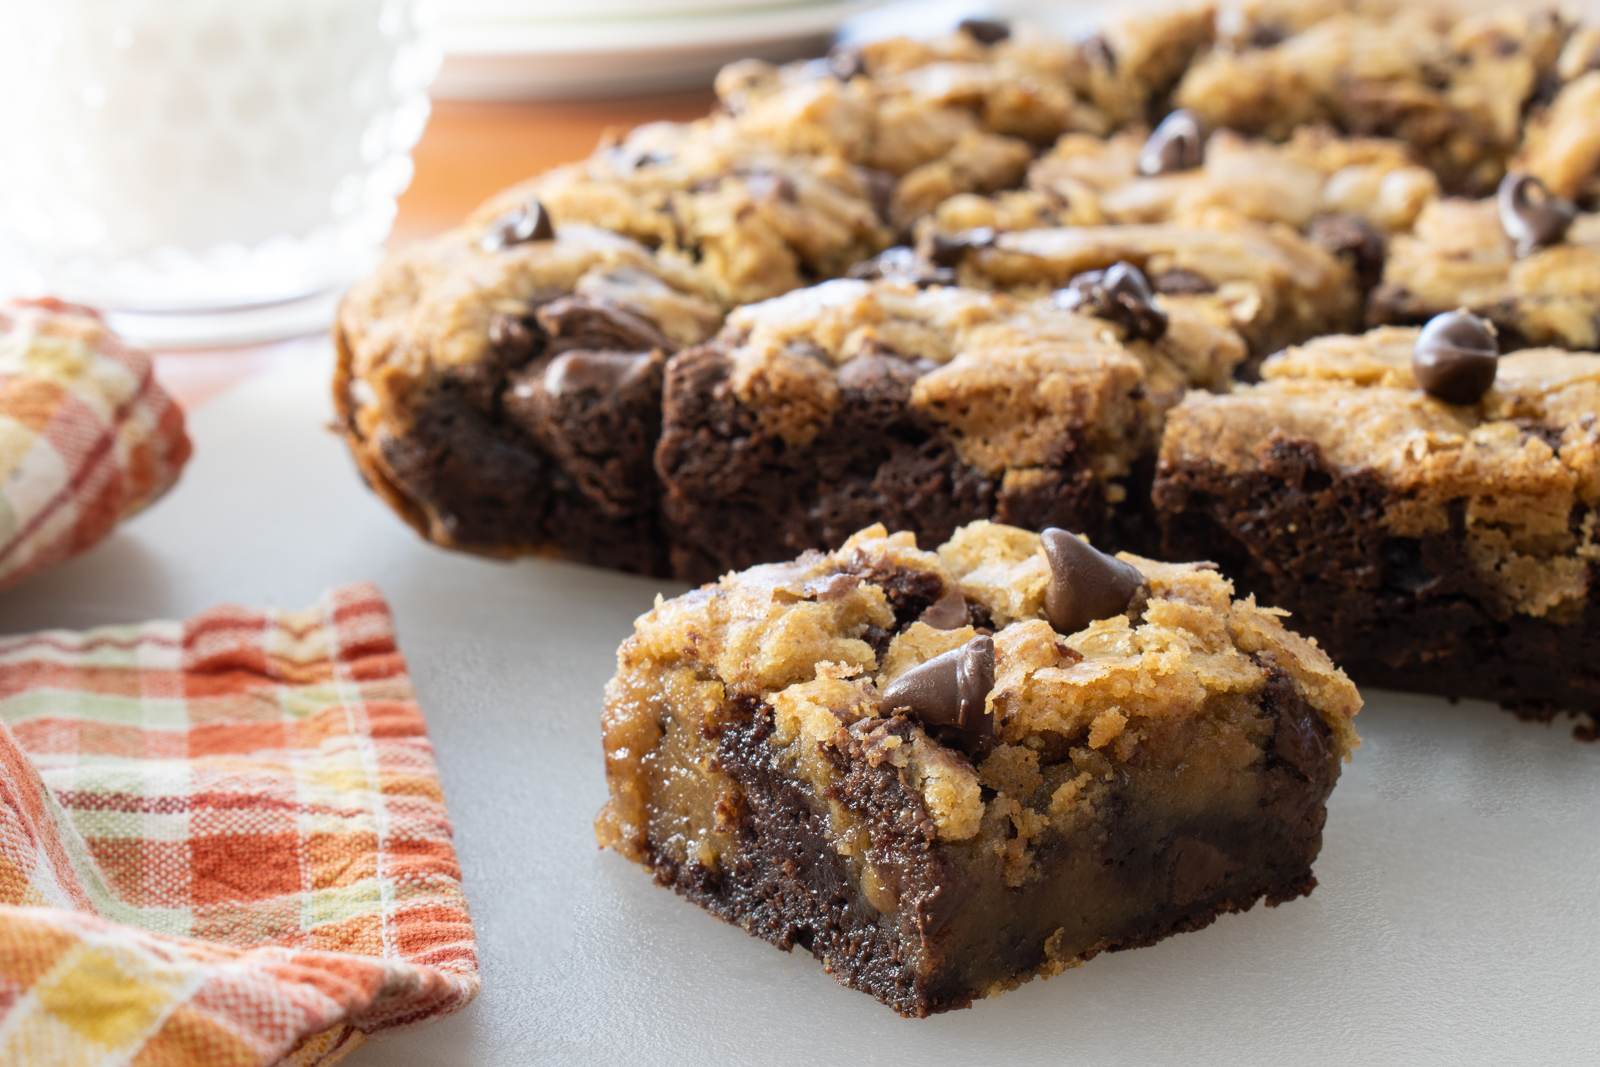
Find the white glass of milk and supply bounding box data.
[0,0,438,346]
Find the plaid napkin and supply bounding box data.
[0,585,478,1066]
[0,298,190,589]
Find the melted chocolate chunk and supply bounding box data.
[924,228,996,269]
[743,169,799,203]
[1054,261,1168,342]
[1150,268,1216,295]
[805,572,862,602]
[1080,33,1116,72]
[1307,213,1387,291]
[957,17,1010,44]
[1137,110,1204,177]
[535,296,670,355]
[861,168,897,225]
[487,313,544,364]
[1246,22,1287,48]
[828,47,865,81]
[481,201,555,251]
[1412,310,1499,404]
[1497,172,1577,256]
[835,351,926,397]
[847,246,957,288]
[880,635,995,750]
[1040,527,1146,634]
[541,350,654,397]
[918,585,971,630]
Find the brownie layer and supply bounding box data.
[655,346,1111,583]
[642,666,1337,1016]
[1155,437,1600,735]
[334,297,674,576]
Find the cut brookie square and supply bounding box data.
[1154,314,1600,734]
[334,212,725,576]
[654,274,1245,581]
[595,521,1360,1016]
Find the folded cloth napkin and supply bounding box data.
[0,585,478,1066]
[0,298,190,589]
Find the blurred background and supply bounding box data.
[0,0,1576,350]
[0,0,1098,348]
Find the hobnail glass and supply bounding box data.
[0,0,439,345]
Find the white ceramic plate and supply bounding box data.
[8,345,1595,1066]
[451,0,830,21]
[434,1,883,99]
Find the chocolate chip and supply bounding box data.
[847,246,957,288]
[880,635,995,748]
[1040,528,1146,634]
[535,296,670,355]
[805,572,861,601]
[1497,172,1577,256]
[1412,310,1499,404]
[1246,22,1287,48]
[1308,213,1387,291]
[836,351,925,400]
[743,169,799,203]
[611,146,671,171]
[1137,110,1205,177]
[1150,268,1216,295]
[958,17,1010,44]
[924,227,996,269]
[481,201,555,252]
[917,585,970,630]
[487,313,543,364]
[540,350,654,397]
[1080,33,1116,72]
[862,168,897,224]
[827,47,865,81]
[1054,261,1168,342]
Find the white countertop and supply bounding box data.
[4,346,1596,1066]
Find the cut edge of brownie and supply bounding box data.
[1154,434,1600,738]
[655,336,1149,584]
[332,302,675,576]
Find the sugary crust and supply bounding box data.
[601,522,1360,845]
[1160,327,1600,616]
[1373,198,1600,349]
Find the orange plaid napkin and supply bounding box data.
[0,585,479,1065]
[0,298,189,589]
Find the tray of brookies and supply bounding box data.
[8,1,1598,1064]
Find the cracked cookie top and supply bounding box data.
[710,10,1215,226]
[922,215,1359,357]
[1173,1,1571,194]
[1026,125,1437,234]
[1373,195,1600,350]
[471,121,893,305]
[337,223,723,418]
[698,277,1245,472]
